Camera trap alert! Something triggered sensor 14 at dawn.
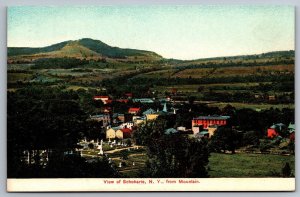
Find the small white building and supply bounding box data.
[119,122,134,129]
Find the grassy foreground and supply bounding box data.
[109,149,295,178]
[208,153,295,178]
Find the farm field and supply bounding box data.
[172,64,294,78]
[136,64,294,79]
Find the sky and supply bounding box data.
[7,5,294,60]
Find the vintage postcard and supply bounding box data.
[7,5,295,192]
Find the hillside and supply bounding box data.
[8,38,163,61]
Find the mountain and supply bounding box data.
[7,38,163,61]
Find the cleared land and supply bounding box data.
[208,153,295,177]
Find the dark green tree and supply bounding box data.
[209,127,239,154]
[141,135,209,178]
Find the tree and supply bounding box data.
[242,131,260,146]
[7,87,117,178]
[282,162,292,177]
[140,135,209,178]
[133,119,166,145]
[209,127,239,154]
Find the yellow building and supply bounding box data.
[146,114,159,121]
[115,129,123,139]
[207,125,218,138]
[106,128,117,139]
[143,108,159,121]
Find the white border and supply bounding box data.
[7,178,296,192]
[1,0,299,195]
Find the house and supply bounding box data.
[267,127,278,138]
[192,115,230,129]
[90,114,111,127]
[177,126,186,132]
[164,128,178,135]
[143,108,159,121]
[207,125,218,138]
[133,116,146,125]
[267,123,286,138]
[288,123,295,133]
[192,125,203,135]
[112,113,125,123]
[119,122,134,129]
[254,94,261,99]
[102,106,112,113]
[93,96,112,104]
[128,107,141,115]
[125,93,133,98]
[268,95,276,101]
[288,123,295,141]
[197,131,209,138]
[106,127,120,139]
[116,99,129,103]
[116,128,132,139]
[132,98,154,103]
[158,97,171,103]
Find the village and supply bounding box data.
[62,92,295,176]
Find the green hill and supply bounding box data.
[7,38,162,60]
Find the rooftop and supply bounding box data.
[164,128,178,135]
[90,114,109,118]
[129,107,141,112]
[194,115,230,120]
[143,108,157,115]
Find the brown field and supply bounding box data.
[173,64,294,78]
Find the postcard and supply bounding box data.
[7,5,295,192]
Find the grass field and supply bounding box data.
[208,153,295,177]
[173,64,294,78]
[90,147,296,178]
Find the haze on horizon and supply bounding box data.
[8,5,294,60]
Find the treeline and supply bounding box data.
[7,86,118,178]
[201,91,294,104]
[205,81,294,92]
[128,73,294,86]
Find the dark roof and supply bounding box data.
[143,108,156,115]
[91,114,110,118]
[194,115,230,120]
[164,128,178,135]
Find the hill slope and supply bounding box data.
[8,38,162,61]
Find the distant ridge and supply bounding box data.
[7,38,294,62]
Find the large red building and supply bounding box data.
[192,115,230,129]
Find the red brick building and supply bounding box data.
[192,115,230,129]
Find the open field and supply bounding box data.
[173,64,294,78]
[152,82,274,93]
[136,64,294,79]
[208,153,295,177]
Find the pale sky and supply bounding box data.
[7,5,294,60]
